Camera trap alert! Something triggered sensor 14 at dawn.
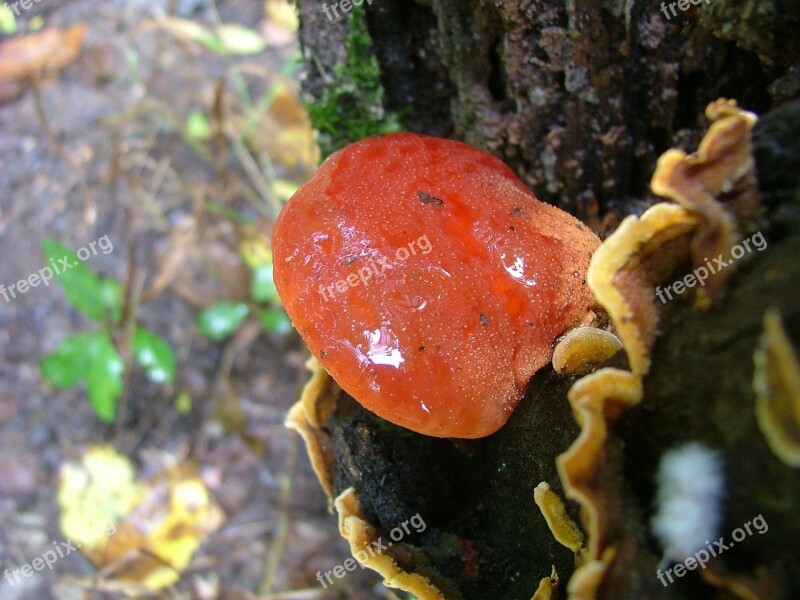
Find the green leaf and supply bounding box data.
[40,332,123,423]
[186,111,213,140]
[100,278,123,322]
[258,308,292,335]
[175,391,192,414]
[216,24,267,55]
[40,334,89,388]
[133,328,176,383]
[163,17,227,54]
[251,264,281,304]
[43,238,107,321]
[197,302,249,341]
[84,333,123,423]
[0,5,17,34]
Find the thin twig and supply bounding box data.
[259,433,298,594]
[31,78,93,212]
[115,242,146,442]
[224,121,281,220]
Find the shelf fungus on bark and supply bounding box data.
[554,99,767,600]
[651,99,759,308]
[753,308,800,468]
[582,202,699,376]
[555,369,642,600]
[284,357,340,505]
[335,487,455,599]
[286,358,455,600]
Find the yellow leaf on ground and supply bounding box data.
[239,234,273,268]
[266,0,298,31]
[58,446,224,590]
[58,445,143,552]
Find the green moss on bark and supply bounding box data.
[305,6,404,158]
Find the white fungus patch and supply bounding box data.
[652,442,725,562]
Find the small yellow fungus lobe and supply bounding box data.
[552,327,623,376]
[530,566,560,600]
[753,308,800,467]
[534,481,585,553]
[651,99,759,307]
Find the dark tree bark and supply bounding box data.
[296,0,798,226]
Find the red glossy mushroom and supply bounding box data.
[272,133,600,438]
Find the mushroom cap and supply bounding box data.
[273,133,599,438]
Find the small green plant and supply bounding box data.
[197,250,292,342]
[39,239,176,423]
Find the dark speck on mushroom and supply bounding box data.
[417,191,444,206]
[480,313,490,325]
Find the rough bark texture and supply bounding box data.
[328,374,581,600]
[296,0,798,226]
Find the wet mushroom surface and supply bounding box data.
[273,132,600,439]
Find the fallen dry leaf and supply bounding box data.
[236,84,320,183]
[265,0,298,31]
[0,24,86,84]
[262,0,298,46]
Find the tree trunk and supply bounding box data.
[290,2,800,599]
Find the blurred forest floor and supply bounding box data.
[0,1,387,598]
